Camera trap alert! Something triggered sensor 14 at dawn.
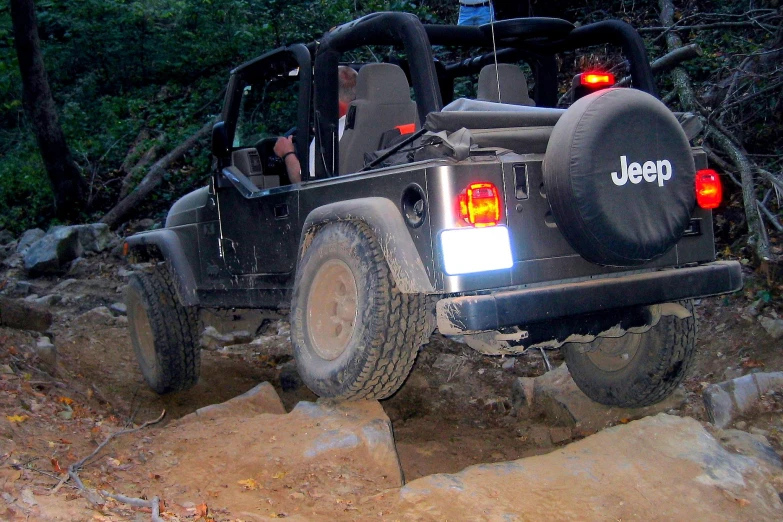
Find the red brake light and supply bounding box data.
[395,123,416,135]
[581,72,615,88]
[695,169,722,209]
[457,182,502,227]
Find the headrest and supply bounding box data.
[477,64,534,106]
[355,63,412,104]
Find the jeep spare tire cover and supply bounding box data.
[543,88,695,266]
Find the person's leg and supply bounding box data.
[457,5,496,27]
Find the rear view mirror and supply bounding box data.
[212,121,230,159]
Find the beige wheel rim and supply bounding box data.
[306,259,359,361]
[129,296,157,371]
[585,333,642,372]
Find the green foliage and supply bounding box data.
[0,0,452,229]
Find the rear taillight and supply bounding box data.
[695,169,722,209]
[457,182,501,227]
[580,72,615,88]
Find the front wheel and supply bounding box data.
[126,265,201,394]
[290,221,431,400]
[562,301,696,408]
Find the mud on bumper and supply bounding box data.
[436,261,742,335]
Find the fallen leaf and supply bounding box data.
[619,418,631,424]
[238,478,258,490]
[742,359,765,368]
[196,502,208,517]
[8,346,17,355]
[58,438,72,445]
[58,397,74,406]
[6,415,28,423]
[272,471,286,480]
[51,458,65,474]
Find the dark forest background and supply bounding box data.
[1,0,781,270]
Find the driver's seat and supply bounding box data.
[339,63,418,174]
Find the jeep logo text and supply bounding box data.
[611,156,672,187]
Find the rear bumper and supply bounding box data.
[436,261,742,335]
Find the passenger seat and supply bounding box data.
[477,64,535,107]
[339,63,418,174]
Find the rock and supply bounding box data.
[278,360,303,392]
[0,297,53,332]
[33,294,62,307]
[0,230,14,245]
[51,278,78,292]
[295,401,403,486]
[704,372,783,428]
[528,425,551,446]
[51,223,115,254]
[178,382,286,424]
[137,218,156,229]
[722,366,744,381]
[549,426,573,444]
[1,280,33,297]
[117,267,136,278]
[155,398,402,508]
[0,364,13,375]
[199,326,252,350]
[747,298,765,317]
[714,428,783,471]
[511,376,535,409]
[532,364,686,434]
[759,316,783,339]
[74,306,122,327]
[23,227,81,276]
[110,302,127,314]
[15,228,45,254]
[398,415,783,521]
[35,336,57,373]
[0,243,15,263]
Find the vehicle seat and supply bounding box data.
[477,64,535,107]
[339,63,418,174]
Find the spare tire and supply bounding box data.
[543,88,695,266]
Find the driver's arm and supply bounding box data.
[273,136,302,184]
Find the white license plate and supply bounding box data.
[439,226,513,275]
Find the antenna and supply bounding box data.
[488,1,501,103]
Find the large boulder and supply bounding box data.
[22,224,118,276]
[49,223,116,254]
[23,227,81,276]
[398,414,783,521]
[16,228,45,254]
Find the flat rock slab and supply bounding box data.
[128,393,403,518]
[526,363,685,434]
[397,414,783,521]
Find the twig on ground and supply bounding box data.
[51,409,166,508]
[101,492,163,522]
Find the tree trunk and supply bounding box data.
[10,0,86,219]
[101,120,214,228]
[658,0,769,261]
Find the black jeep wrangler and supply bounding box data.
[124,13,741,408]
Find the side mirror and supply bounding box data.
[212,121,230,159]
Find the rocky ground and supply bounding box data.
[1,223,782,521]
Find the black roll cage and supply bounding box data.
[215,13,656,181]
[310,13,656,179]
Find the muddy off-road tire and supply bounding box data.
[562,301,696,408]
[291,221,431,400]
[126,266,200,394]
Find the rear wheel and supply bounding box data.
[562,301,696,408]
[290,221,431,400]
[126,265,200,394]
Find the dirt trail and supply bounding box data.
[1,252,782,520]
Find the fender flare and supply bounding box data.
[125,230,199,307]
[299,197,434,294]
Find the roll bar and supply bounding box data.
[313,12,442,178]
